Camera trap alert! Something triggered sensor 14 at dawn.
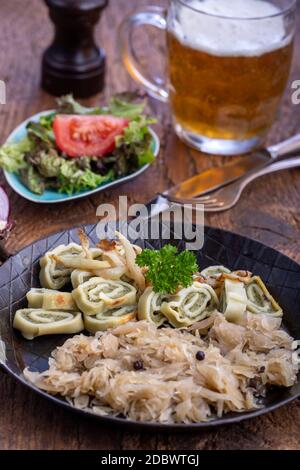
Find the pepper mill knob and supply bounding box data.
[42,0,108,98]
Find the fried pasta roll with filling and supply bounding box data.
[72,277,137,316]
[83,306,137,332]
[40,243,83,289]
[13,309,83,340]
[160,282,219,328]
[39,244,103,290]
[200,265,231,278]
[27,288,77,311]
[245,276,283,317]
[71,267,128,289]
[71,270,94,289]
[220,278,248,323]
[137,287,167,327]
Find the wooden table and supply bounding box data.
[1,0,300,450]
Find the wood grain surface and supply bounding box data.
[1,0,300,450]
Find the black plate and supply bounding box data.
[0,224,300,431]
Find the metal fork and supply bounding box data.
[179,156,300,212]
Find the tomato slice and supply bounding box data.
[53,114,129,157]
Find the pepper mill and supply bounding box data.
[42,0,108,98]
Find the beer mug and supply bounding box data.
[119,0,296,155]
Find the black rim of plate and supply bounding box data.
[0,223,299,431]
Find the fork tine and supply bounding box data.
[195,195,213,202]
[202,200,225,209]
[196,197,221,206]
[204,203,229,212]
[196,196,218,203]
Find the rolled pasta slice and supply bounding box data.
[197,266,232,295]
[39,243,85,290]
[39,244,104,290]
[200,265,231,278]
[72,277,137,316]
[13,309,84,340]
[220,278,248,323]
[27,288,54,308]
[72,267,128,288]
[138,287,167,327]
[27,288,77,311]
[160,282,219,328]
[245,276,283,316]
[71,265,128,287]
[83,306,136,332]
[71,247,103,289]
[71,270,94,289]
[231,270,252,281]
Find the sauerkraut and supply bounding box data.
[24,313,299,424]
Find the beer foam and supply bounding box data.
[170,0,292,56]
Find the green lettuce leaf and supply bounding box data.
[137,147,155,166]
[26,150,62,178]
[105,95,145,120]
[114,115,156,168]
[57,93,146,120]
[0,137,31,173]
[56,95,102,115]
[20,166,45,195]
[117,115,156,146]
[39,113,56,130]
[27,121,55,147]
[58,160,113,195]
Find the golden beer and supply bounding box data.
[120,0,296,154]
[167,32,293,141]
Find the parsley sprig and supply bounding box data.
[136,245,198,294]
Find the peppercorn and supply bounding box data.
[259,366,266,373]
[196,351,205,361]
[133,360,144,371]
[249,378,260,389]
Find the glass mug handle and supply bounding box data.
[119,6,169,102]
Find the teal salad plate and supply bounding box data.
[3,110,160,204]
